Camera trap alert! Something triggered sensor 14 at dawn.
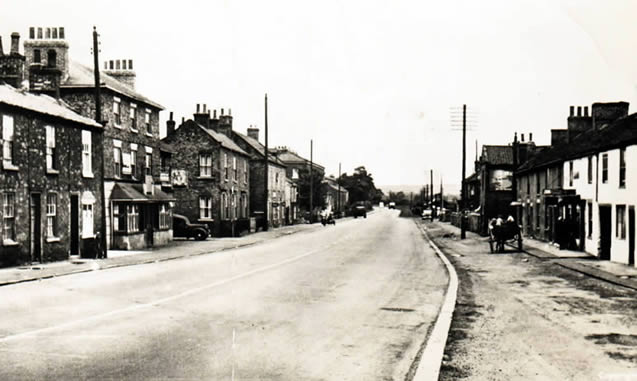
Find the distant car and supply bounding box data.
[173,214,209,240]
[351,205,367,218]
[388,202,396,209]
[421,209,433,220]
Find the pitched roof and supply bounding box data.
[200,125,249,156]
[481,145,513,166]
[0,84,102,128]
[62,61,164,110]
[110,183,175,202]
[272,148,325,171]
[233,132,286,166]
[517,113,637,173]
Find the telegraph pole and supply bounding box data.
[92,26,107,259]
[264,94,269,231]
[337,162,341,216]
[461,104,467,239]
[309,139,313,222]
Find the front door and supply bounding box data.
[70,195,79,255]
[30,193,41,263]
[599,205,612,260]
[144,204,155,247]
[629,207,635,266]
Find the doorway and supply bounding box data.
[70,194,79,255]
[30,193,42,263]
[629,206,635,266]
[599,205,611,260]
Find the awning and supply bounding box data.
[110,183,176,202]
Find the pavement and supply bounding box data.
[434,220,637,291]
[0,222,323,287]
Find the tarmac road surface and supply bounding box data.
[0,209,447,380]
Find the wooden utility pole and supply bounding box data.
[430,169,433,205]
[264,94,269,231]
[309,140,313,221]
[92,26,107,259]
[461,104,467,239]
[337,162,341,216]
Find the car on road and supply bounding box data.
[421,209,433,220]
[351,204,367,218]
[173,214,209,240]
[388,202,396,209]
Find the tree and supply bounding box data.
[339,166,383,205]
[297,167,325,212]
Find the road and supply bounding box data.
[0,209,448,381]
[425,221,637,381]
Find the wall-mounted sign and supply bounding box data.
[489,169,513,191]
[171,169,188,187]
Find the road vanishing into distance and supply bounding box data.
[0,209,448,380]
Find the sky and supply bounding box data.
[2,0,637,193]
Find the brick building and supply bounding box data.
[322,176,348,216]
[162,107,251,237]
[22,27,173,250]
[0,83,104,267]
[227,124,287,228]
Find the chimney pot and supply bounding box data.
[29,27,35,39]
[109,60,114,70]
[196,104,200,113]
[203,104,207,113]
[229,108,232,116]
[569,106,574,116]
[104,61,107,70]
[10,32,20,55]
[514,132,518,143]
[584,106,589,117]
[122,60,127,70]
[221,108,224,116]
[213,110,217,119]
[169,111,173,121]
[529,133,533,141]
[521,133,525,142]
[37,27,43,39]
[128,59,133,70]
[0,36,3,56]
[116,60,120,70]
[45,28,51,39]
[577,106,582,116]
[59,27,64,39]
[52,27,58,39]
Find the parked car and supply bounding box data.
[421,208,433,220]
[388,202,396,209]
[351,204,367,218]
[173,214,209,240]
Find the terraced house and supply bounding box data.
[517,103,636,267]
[22,26,174,250]
[162,106,251,237]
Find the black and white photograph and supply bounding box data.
[0,1,636,380]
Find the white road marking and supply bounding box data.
[0,241,343,344]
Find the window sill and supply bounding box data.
[131,128,139,133]
[46,237,61,243]
[3,239,19,247]
[196,176,214,180]
[3,164,19,171]
[83,172,94,178]
[198,218,214,222]
[82,235,96,240]
[114,124,122,129]
[46,169,60,175]
[145,133,153,137]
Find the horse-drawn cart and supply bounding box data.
[488,220,523,253]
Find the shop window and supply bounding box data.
[159,204,171,229]
[127,205,139,233]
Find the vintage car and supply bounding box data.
[421,208,433,220]
[173,214,209,240]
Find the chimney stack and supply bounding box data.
[577,106,582,116]
[193,103,210,128]
[217,107,233,137]
[247,125,259,141]
[103,58,136,89]
[166,111,176,136]
[10,33,19,55]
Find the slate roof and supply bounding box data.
[465,172,480,183]
[62,61,164,110]
[481,145,513,166]
[0,84,102,128]
[272,148,325,171]
[517,113,637,174]
[110,183,175,202]
[197,123,249,156]
[233,132,286,166]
